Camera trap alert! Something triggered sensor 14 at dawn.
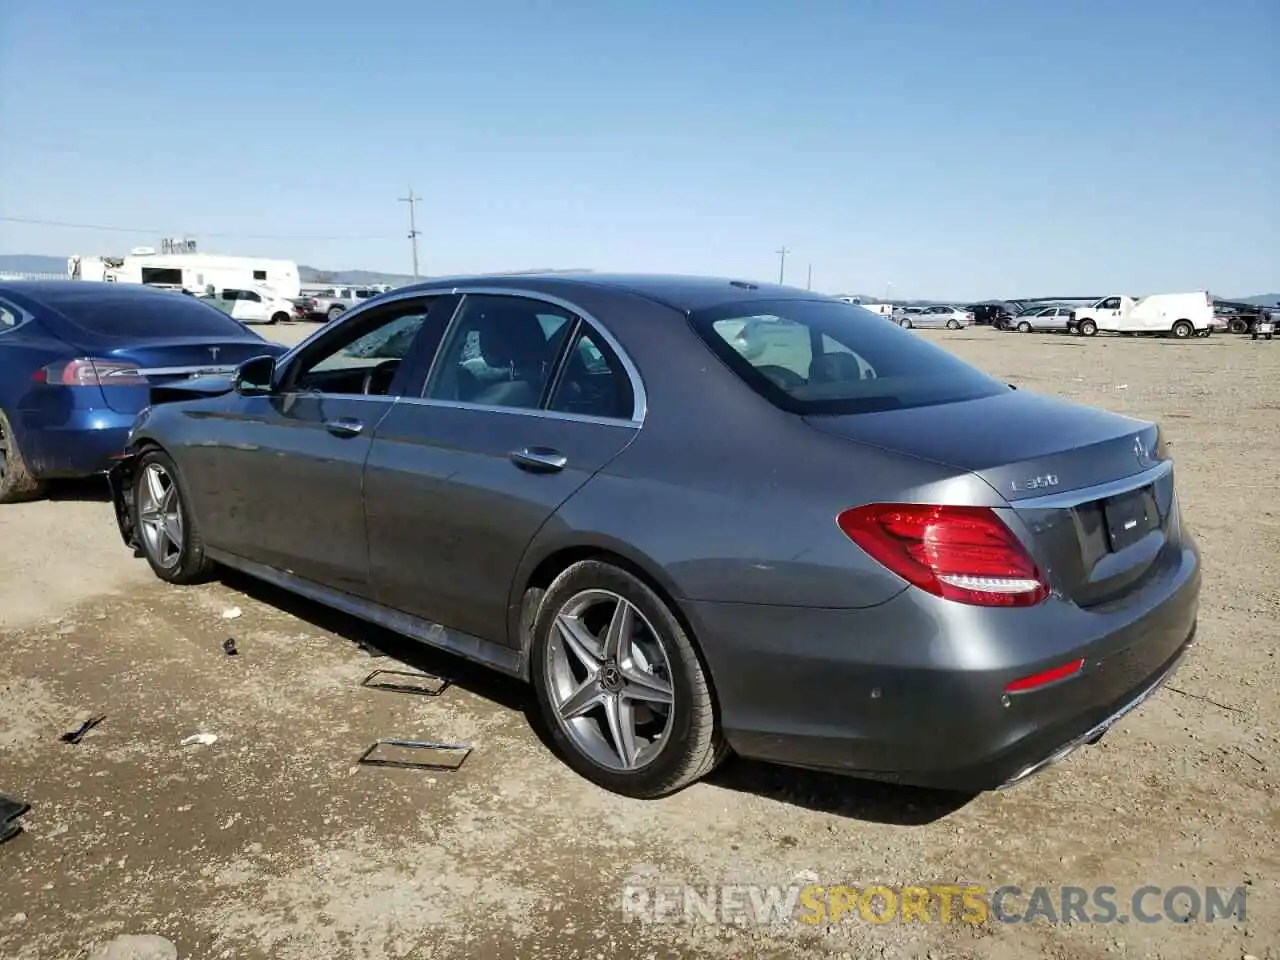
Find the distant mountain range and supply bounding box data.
[1,254,1274,306]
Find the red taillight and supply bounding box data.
[1005,658,1085,694]
[836,503,1049,607]
[33,359,147,387]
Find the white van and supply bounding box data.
[1072,292,1214,339]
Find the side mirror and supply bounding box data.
[235,355,277,395]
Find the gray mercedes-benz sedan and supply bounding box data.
[107,274,1200,798]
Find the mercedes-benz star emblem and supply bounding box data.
[600,663,624,693]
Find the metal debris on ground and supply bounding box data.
[360,668,449,697]
[222,637,238,656]
[357,739,472,771]
[0,794,30,844]
[179,733,218,747]
[60,714,106,744]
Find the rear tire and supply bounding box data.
[132,448,215,584]
[946,319,961,329]
[1079,319,1098,337]
[1171,320,1194,339]
[1017,321,1032,333]
[530,559,724,798]
[0,408,46,504]
[269,312,289,325]
[326,306,345,323]
[899,318,912,329]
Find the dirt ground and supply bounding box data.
[1,322,1276,960]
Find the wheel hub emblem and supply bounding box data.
[600,663,624,692]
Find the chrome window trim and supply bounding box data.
[269,284,648,427]
[396,395,641,429]
[419,287,648,426]
[0,298,33,336]
[1012,459,1173,510]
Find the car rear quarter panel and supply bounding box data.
[515,284,1007,611]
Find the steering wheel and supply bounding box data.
[360,358,401,395]
[755,364,807,390]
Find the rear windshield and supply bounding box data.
[690,298,1009,415]
[42,287,258,340]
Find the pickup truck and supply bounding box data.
[292,286,384,322]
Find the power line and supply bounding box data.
[398,188,422,280]
[0,215,396,242]
[776,246,790,284]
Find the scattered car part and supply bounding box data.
[357,738,472,771]
[60,714,105,744]
[360,668,449,697]
[180,733,218,746]
[0,794,30,844]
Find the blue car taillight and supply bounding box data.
[34,359,148,387]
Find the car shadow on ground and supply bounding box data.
[217,569,975,826]
[45,477,112,502]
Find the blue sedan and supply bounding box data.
[0,281,287,503]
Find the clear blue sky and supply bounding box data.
[1,0,1276,299]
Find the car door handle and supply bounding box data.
[325,418,364,437]
[509,447,568,473]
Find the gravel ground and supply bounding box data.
[0,323,1276,960]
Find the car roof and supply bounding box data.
[394,273,831,314]
[0,280,179,303]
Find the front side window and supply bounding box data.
[692,299,1009,415]
[426,295,574,410]
[253,270,267,281]
[292,299,435,395]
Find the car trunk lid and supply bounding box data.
[805,390,1176,607]
[94,338,280,414]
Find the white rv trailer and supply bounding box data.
[68,250,302,300]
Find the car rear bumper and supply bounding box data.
[687,539,1200,791]
[18,409,134,479]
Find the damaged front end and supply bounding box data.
[106,451,143,555]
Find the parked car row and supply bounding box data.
[2,276,1202,804]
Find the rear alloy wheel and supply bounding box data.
[899,318,912,329]
[269,312,290,325]
[1017,321,1032,333]
[1079,319,1098,337]
[531,560,724,798]
[946,319,961,329]
[0,408,46,504]
[133,449,215,584]
[326,306,345,323]
[1171,320,1194,339]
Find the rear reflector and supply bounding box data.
[837,503,1050,607]
[1005,658,1085,694]
[34,359,147,387]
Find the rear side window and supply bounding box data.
[41,288,256,339]
[691,299,1009,415]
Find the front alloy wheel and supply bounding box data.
[133,449,215,584]
[532,560,724,797]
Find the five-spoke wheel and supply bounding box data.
[532,560,725,797]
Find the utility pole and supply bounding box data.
[776,246,790,284]
[806,263,812,291]
[399,187,421,279]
